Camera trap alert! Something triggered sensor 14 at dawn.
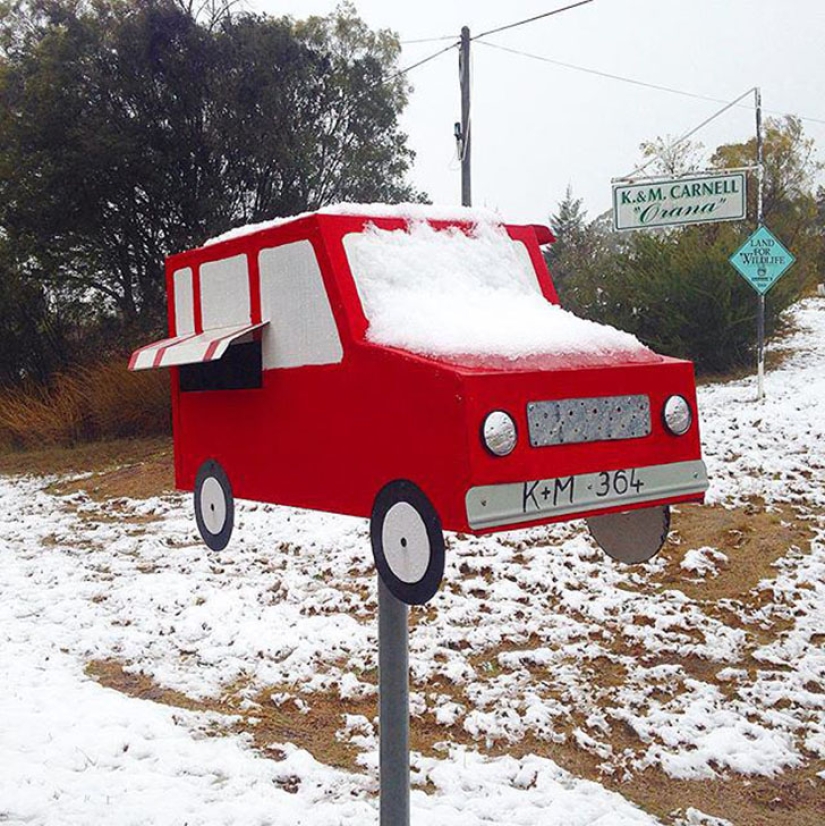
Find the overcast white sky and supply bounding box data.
[251,0,825,225]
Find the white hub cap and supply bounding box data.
[381,501,431,584]
[200,476,227,536]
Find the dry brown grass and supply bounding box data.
[0,361,170,450]
[86,659,205,712]
[623,768,825,826]
[0,435,175,499]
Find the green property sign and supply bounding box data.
[613,171,747,231]
[729,226,795,295]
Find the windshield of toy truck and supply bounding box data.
[343,220,656,366]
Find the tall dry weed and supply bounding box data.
[0,361,170,449]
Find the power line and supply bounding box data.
[476,39,725,101]
[387,40,459,82]
[475,39,825,127]
[390,4,593,89]
[400,0,594,46]
[474,0,593,41]
[400,35,459,45]
[619,88,757,181]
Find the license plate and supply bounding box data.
[465,460,708,531]
[521,467,647,513]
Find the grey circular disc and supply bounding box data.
[586,504,670,564]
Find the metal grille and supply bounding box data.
[527,395,651,447]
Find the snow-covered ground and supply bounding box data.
[2,299,825,825]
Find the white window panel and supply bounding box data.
[200,255,250,329]
[259,241,343,369]
[173,267,195,335]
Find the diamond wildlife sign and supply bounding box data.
[729,225,796,295]
[613,171,747,231]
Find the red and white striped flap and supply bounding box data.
[128,321,267,371]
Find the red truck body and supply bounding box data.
[131,208,707,602]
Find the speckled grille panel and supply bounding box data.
[527,395,651,446]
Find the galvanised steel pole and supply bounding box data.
[756,87,765,401]
[378,577,410,825]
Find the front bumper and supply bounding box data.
[465,459,708,531]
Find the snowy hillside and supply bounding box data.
[1,299,824,825]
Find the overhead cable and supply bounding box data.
[475,39,825,127]
[387,40,459,81]
[619,88,757,181]
[473,0,594,41]
[400,35,460,45]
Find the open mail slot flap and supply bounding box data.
[129,321,268,371]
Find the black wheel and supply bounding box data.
[194,460,234,551]
[370,480,445,605]
[586,504,670,564]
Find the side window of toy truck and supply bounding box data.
[179,255,263,392]
[258,241,343,369]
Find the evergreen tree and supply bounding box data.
[546,185,588,297]
[0,0,421,381]
[545,186,624,317]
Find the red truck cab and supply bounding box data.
[131,205,707,604]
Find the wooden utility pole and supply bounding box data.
[459,26,471,206]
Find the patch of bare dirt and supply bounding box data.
[44,441,175,501]
[654,502,817,604]
[0,436,173,484]
[86,659,369,771]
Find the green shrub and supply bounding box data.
[553,222,815,375]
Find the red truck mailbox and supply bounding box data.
[130,205,708,604]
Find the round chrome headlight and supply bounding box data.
[482,411,518,457]
[663,395,692,436]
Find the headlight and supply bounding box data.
[663,395,692,436]
[482,411,518,456]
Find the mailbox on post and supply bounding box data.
[130,205,708,605]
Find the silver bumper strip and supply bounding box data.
[465,459,708,531]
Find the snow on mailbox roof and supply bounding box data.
[203,202,503,246]
[204,203,655,365]
[344,220,656,365]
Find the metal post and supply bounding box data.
[755,87,765,401]
[757,292,765,397]
[459,26,472,207]
[378,578,409,826]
